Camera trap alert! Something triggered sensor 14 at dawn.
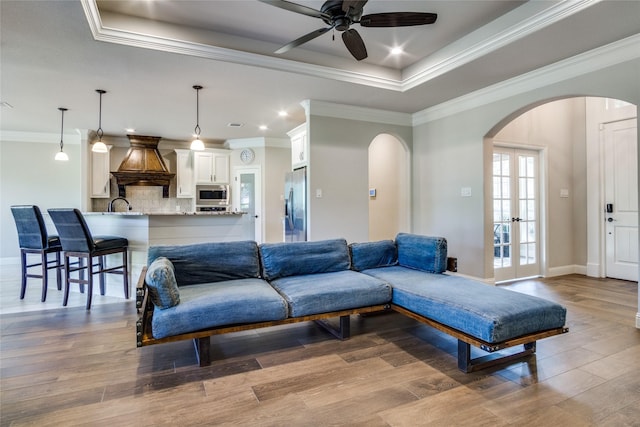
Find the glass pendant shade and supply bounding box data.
[55,151,69,161]
[55,107,69,161]
[190,138,205,151]
[92,141,108,153]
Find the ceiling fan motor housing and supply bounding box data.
[321,0,362,31]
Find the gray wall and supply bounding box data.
[411,59,640,279]
[0,138,82,259]
[307,115,412,243]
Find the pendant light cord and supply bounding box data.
[59,107,67,151]
[96,89,106,141]
[193,85,202,137]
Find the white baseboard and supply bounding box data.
[586,262,602,278]
[636,313,640,329]
[547,264,587,277]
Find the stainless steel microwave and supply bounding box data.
[196,184,229,206]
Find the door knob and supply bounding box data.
[607,217,616,222]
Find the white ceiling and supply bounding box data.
[1,0,639,144]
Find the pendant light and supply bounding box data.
[190,85,205,151]
[92,89,108,153]
[54,107,69,161]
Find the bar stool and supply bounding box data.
[48,208,129,310]
[10,205,63,302]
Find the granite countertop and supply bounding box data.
[84,211,247,216]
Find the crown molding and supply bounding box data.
[0,130,83,145]
[81,0,598,93]
[80,0,402,91]
[303,100,412,127]
[413,33,640,126]
[403,0,599,90]
[225,137,290,150]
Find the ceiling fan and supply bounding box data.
[259,0,437,61]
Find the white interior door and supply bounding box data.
[493,148,541,282]
[234,167,262,244]
[604,118,638,281]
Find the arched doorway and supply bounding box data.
[485,97,637,282]
[368,133,410,241]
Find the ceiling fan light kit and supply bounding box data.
[260,0,437,61]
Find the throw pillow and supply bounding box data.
[145,257,180,309]
[349,240,398,271]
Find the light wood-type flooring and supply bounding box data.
[1,274,639,426]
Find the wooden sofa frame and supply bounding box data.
[135,269,390,367]
[136,269,568,372]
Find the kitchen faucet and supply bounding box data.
[107,197,132,212]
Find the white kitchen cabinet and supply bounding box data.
[288,123,307,168]
[90,145,112,198]
[194,151,229,184]
[174,149,194,198]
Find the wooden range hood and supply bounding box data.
[111,135,175,198]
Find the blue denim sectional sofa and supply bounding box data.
[136,233,568,372]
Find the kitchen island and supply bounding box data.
[82,211,250,298]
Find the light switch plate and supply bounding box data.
[461,187,472,197]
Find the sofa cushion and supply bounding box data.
[396,233,447,274]
[147,241,260,286]
[349,240,397,272]
[151,278,288,339]
[269,270,392,317]
[260,239,350,281]
[362,266,566,343]
[145,257,180,309]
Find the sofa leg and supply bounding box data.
[193,337,211,367]
[457,339,537,373]
[315,315,351,340]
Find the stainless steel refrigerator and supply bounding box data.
[284,167,307,242]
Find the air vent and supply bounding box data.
[227,122,243,127]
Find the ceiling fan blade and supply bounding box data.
[342,0,368,15]
[342,29,367,61]
[275,27,332,54]
[259,0,330,20]
[359,12,438,27]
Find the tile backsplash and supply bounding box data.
[91,181,193,213]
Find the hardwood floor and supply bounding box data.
[1,274,639,426]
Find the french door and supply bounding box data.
[493,148,541,282]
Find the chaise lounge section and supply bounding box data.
[136,234,568,372]
[350,234,568,372]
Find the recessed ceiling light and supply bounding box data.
[227,122,243,127]
[259,125,268,131]
[278,110,288,117]
[125,128,136,133]
[391,47,403,55]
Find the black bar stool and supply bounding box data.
[48,208,129,310]
[10,205,63,302]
